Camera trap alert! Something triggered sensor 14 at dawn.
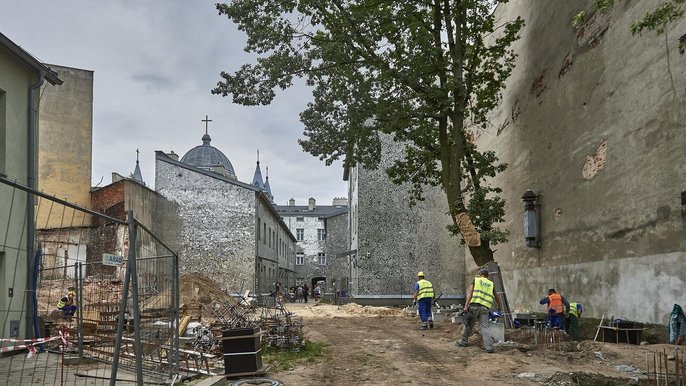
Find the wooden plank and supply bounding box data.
[178,315,191,336]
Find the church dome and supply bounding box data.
[181,133,237,179]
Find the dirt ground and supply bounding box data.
[266,302,678,386]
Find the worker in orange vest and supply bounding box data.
[539,288,569,329]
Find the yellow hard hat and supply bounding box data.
[417,271,425,277]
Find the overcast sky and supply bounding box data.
[0,0,348,206]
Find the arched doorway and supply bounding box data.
[311,276,325,300]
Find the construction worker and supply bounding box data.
[456,268,501,353]
[413,272,434,330]
[57,289,77,319]
[565,302,583,340]
[539,288,569,330]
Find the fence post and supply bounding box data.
[77,262,83,357]
[172,251,180,377]
[110,212,136,386]
[127,211,144,386]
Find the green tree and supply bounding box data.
[574,0,685,52]
[213,0,524,266]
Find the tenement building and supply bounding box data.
[276,198,348,295]
[345,134,467,305]
[155,127,296,294]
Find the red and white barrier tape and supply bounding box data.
[0,329,69,358]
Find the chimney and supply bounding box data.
[332,197,348,207]
[288,198,295,206]
[166,150,179,161]
[111,172,124,183]
[308,197,316,211]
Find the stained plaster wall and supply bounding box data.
[0,47,39,341]
[155,157,256,293]
[37,65,93,229]
[474,0,686,323]
[352,135,466,298]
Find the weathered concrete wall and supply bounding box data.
[475,0,686,323]
[37,65,93,228]
[353,135,466,298]
[125,179,181,254]
[155,157,257,292]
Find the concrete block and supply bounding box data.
[432,311,446,323]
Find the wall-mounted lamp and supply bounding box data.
[522,190,541,248]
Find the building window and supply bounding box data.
[296,228,304,241]
[263,223,267,244]
[296,216,304,222]
[296,253,304,265]
[317,252,326,265]
[318,229,326,241]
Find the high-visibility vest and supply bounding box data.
[548,293,564,314]
[57,296,68,309]
[470,277,495,308]
[568,302,580,318]
[416,279,434,300]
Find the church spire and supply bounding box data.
[131,148,146,186]
[264,166,273,201]
[251,150,265,190]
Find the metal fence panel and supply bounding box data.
[0,176,180,386]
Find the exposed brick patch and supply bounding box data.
[582,139,608,180]
[558,52,574,79]
[554,208,563,221]
[531,71,546,97]
[511,100,521,123]
[577,9,611,49]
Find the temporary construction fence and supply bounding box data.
[0,175,180,385]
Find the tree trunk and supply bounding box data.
[467,240,494,267]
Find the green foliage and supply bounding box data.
[575,0,685,50]
[262,340,330,372]
[215,0,525,252]
[631,0,685,36]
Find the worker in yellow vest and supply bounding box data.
[56,289,77,319]
[565,302,583,341]
[413,272,435,330]
[455,268,501,353]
